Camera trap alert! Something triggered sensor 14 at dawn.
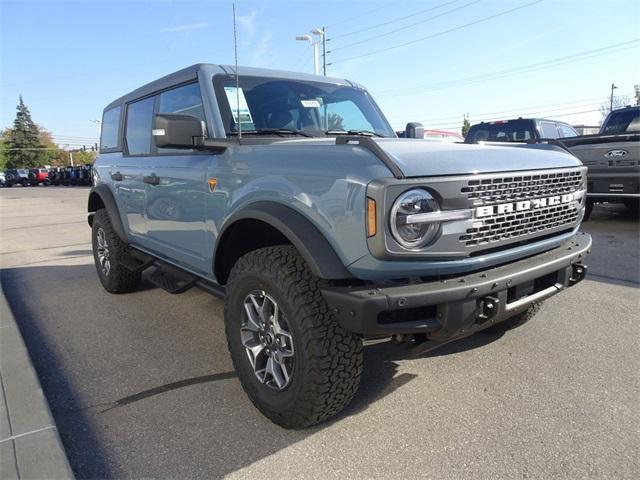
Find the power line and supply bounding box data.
[390,93,634,126]
[329,0,462,41]
[328,0,542,65]
[375,39,640,97]
[330,0,482,52]
[324,2,402,29]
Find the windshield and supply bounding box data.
[213,75,395,137]
[601,108,640,135]
[465,120,536,143]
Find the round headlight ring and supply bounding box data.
[390,188,441,249]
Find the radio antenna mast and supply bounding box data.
[232,2,241,140]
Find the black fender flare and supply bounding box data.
[215,201,353,281]
[87,184,129,243]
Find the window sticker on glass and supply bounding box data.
[224,87,253,124]
[301,99,321,108]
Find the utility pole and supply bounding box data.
[610,83,618,112]
[322,27,327,76]
[69,151,74,167]
[295,28,325,75]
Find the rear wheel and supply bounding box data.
[20,178,28,187]
[224,246,363,429]
[481,303,542,334]
[91,209,141,293]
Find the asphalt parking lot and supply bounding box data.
[1,186,638,479]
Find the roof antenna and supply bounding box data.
[232,2,241,141]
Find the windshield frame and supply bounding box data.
[212,74,396,138]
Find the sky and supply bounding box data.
[1,0,638,148]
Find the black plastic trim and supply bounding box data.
[335,136,404,179]
[215,201,352,282]
[87,184,128,243]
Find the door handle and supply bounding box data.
[143,174,160,186]
[111,171,123,181]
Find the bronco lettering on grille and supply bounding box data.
[475,193,575,218]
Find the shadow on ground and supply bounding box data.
[0,263,507,478]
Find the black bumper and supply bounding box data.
[321,233,592,339]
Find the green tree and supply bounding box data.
[461,114,471,138]
[5,96,44,168]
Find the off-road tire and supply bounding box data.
[481,302,542,334]
[91,208,141,293]
[20,178,28,187]
[225,246,363,429]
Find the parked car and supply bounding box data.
[89,64,590,428]
[28,168,50,186]
[464,118,579,143]
[396,128,464,142]
[3,169,30,187]
[561,105,639,219]
[0,171,5,187]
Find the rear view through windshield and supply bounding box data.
[601,107,640,135]
[465,120,535,143]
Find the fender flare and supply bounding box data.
[87,184,129,243]
[215,201,353,281]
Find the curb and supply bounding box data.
[0,288,74,479]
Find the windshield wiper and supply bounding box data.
[229,128,313,137]
[325,129,385,137]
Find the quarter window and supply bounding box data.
[558,124,578,138]
[100,106,121,150]
[540,121,559,139]
[125,96,155,155]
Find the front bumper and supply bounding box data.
[321,232,591,339]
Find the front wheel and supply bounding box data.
[225,246,363,429]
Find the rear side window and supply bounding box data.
[558,124,578,138]
[100,106,121,150]
[540,121,559,139]
[125,97,155,155]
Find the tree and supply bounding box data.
[599,94,631,118]
[5,96,45,169]
[327,113,344,131]
[461,114,471,138]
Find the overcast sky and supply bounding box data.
[1,0,638,146]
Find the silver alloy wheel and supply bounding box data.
[96,227,111,277]
[240,290,294,391]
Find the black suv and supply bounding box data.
[465,118,579,143]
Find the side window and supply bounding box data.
[558,124,577,138]
[540,121,559,139]
[125,96,155,155]
[325,100,373,132]
[157,83,206,154]
[100,106,121,150]
[158,83,206,122]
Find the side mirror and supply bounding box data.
[404,122,424,139]
[152,114,206,148]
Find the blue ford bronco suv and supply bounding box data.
[89,64,591,428]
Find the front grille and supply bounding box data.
[461,170,583,205]
[459,169,584,247]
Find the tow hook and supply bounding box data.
[569,264,587,286]
[477,296,500,323]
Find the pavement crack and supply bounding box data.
[99,372,237,413]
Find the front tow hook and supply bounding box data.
[569,264,587,286]
[477,296,500,324]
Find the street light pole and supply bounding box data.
[610,83,618,112]
[295,28,326,76]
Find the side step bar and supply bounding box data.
[119,248,224,297]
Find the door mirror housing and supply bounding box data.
[152,114,206,148]
[405,122,424,139]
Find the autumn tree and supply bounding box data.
[461,114,471,138]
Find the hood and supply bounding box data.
[273,137,583,178]
[372,138,583,177]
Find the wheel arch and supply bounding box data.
[87,184,129,242]
[214,201,352,284]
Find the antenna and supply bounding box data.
[232,2,241,140]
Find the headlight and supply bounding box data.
[390,189,440,249]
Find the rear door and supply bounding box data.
[141,82,211,274]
